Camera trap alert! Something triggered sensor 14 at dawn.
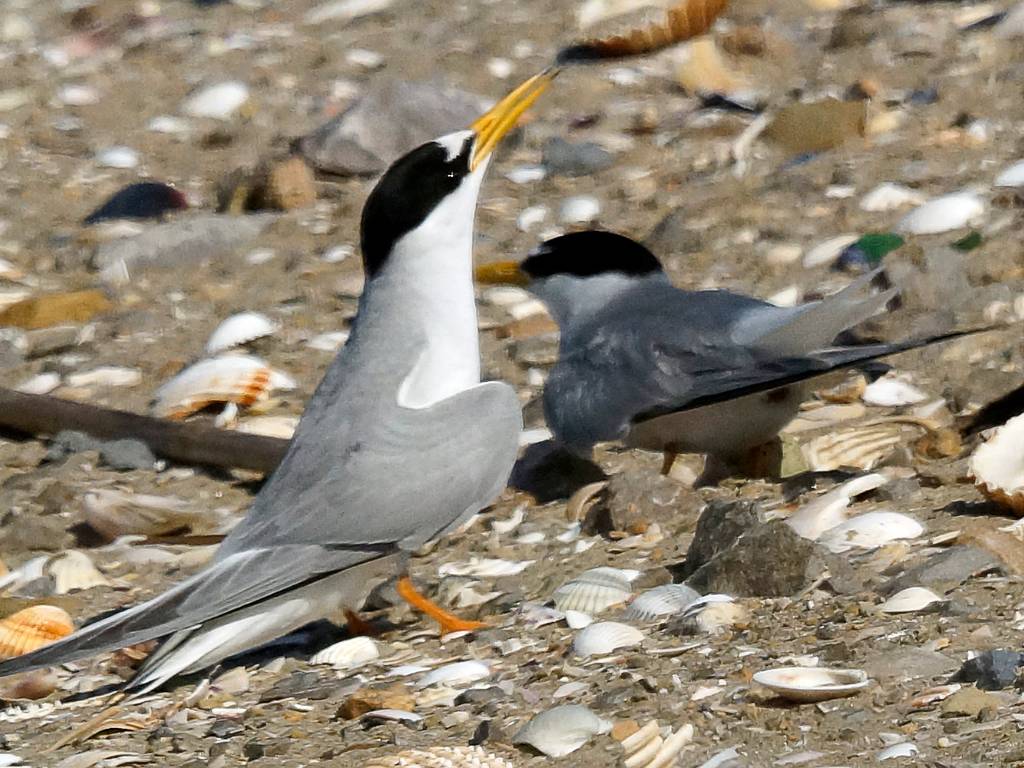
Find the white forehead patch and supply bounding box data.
[435,130,474,161]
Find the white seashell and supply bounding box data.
[878,587,944,614]
[182,81,250,120]
[487,57,514,79]
[508,298,547,321]
[322,244,353,263]
[481,286,532,308]
[364,746,514,768]
[0,556,47,593]
[559,195,601,225]
[818,511,924,553]
[697,748,741,768]
[490,506,525,535]
[306,331,350,352]
[513,704,611,757]
[573,621,644,656]
[896,191,986,235]
[785,473,889,540]
[752,667,869,702]
[620,720,694,768]
[683,597,748,634]
[517,205,549,232]
[95,146,139,169]
[553,567,637,614]
[15,373,60,395]
[623,584,700,622]
[413,660,490,689]
[151,355,294,419]
[346,48,384,69]
[995,160,1024,188]
[83,488,230,539]
[438,558,533,578]
[309,636,380,668]
[506,164,546,184]
[304,0,393,24]
[766,286,800,307]
[859,182,926,212]
[47,550,110,594]
[148,115,190,134]
[519,602,565,628]
[65,366,141,389]
[205,312,278,354]
[969,413,1024,515]
[801,420,931,472]
[57,84,99,106]
[862,375,928,407]
[876,742,918,761]
[802,234,859,268]
[564,610,594,629]
[234,415,299,439]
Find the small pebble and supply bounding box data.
[96,146,140,169]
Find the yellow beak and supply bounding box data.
[474,260,529,286]
[470,68,557,171]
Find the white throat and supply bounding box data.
[392,163,488,408]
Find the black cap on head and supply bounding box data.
[521,230,663,280]
[360,134,475,277]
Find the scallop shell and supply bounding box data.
[895,191,986,235]
[151,355,296,419]
[309,636,380,668]
[553,567,637,614]
[562,0,728,63]
[622,584,699,622]
[878,587,944,614]
[82,488,228,539]
[801,419,929,472]
[0,606,74,660]
[205,311,278,354]
[619,720,694,768]
[818,511,924,553]
[47,551,110,595]
[512,704,612,757]
[364,746,516,768]
[573,621,645,656]
[969,413,1024,515]
[413,660,490,690]
[752,667,869,703]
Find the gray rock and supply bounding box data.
[541,137,614,177]
[644,209,704,258]
[884,546,999,595]
[100,438,156,471]
[46,429,103,461]
[863,647,959,682]
[584,470,687,536]
[298,78,490,176]
[950,650,1024,690]
[26,326,79,358]
[92,213,275,283]
[0,509,71,553]
[682,499,759,576]
[0,329,27,368]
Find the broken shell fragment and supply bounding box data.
[513,704,612,757]
[0,605,74,660]
[47,550,110,594]
[364,746,516,768]
[83,488,230,540]
[573,621,644,656]
[895,191,986,235]
[309,636,380,668]
[969,414,1024,516]
[151,355,296,419]
[622,584,700,622]
[205,311,278,354]
[878,587,944,614]
[413,660,490,690]
[553,567,636,614]
[818,511,924,553]
[619,720,694,768]
[752,667,869,703]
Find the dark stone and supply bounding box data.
[0,509,71,553]
[863,647,959,682]
[0,331,26,368]
[455,686,506,706]
[950,650,1024,691]
[681,500,759,577]
[243,739,289,760]
[259,670,351,702]
[207,719,244,738]
[100,438,156,471]
[883,546,1000,595]
[46,430,103,462]
[541,137,614,177]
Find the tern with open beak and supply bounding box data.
[478,229,981,481]
[0,71,554,693]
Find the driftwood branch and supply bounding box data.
[0,386,289,474]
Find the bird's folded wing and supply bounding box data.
[218,379,523,556]
[0,544,381,677]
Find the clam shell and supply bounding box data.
[818,511,924,553]
[47,551,110,595]
[969,413,1024,515]
[151,355,295,419]
[309,636,380,668]
[364,746,516,768]
[573,621,644,656]
[553,567,637,614]
[205,311,278,354]
[878,586,944,614]
[413,660,490,690]
[896,191,986,235]
[752,667,869,702]
[622,584,699,622]
[513,704,611,757]
[785,473,889,540]
[83,488,227,539]
[0,605,74,659]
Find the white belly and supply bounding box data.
[625,386,804,458]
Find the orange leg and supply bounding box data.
[396,576,487,634]
[344,609,380,637]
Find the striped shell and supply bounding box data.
[0,605,74,659]
[151,354,296,419]
[622,584,699,622]
[969,414,1024,516]
[513,704,612,757]
[309,636,380,668]
[573,621,645,656]
[801,418,940,472]
[205,311,279,354]
[364,746,516,768]
[619,720,694,768]
[553,567,636,614]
